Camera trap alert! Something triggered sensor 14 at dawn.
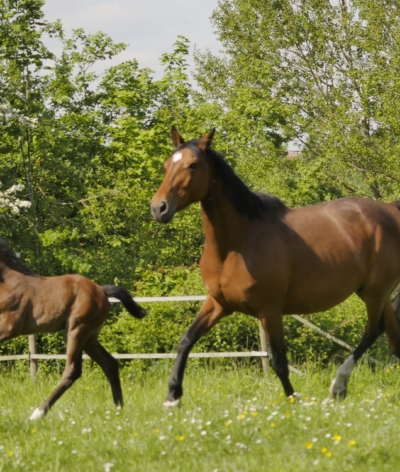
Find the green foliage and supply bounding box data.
[1,0,400,365]
[196,0,400,204]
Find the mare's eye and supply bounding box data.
[188,162,198,171]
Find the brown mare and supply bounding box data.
[151,127,400,406]
[0,239,145,419]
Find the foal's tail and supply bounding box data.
[102,285,146,319]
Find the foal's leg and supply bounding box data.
[260,314,295,397]
[164,296,228,407]
[30,329,87,420]
[84,335,123,407]
[329,297,386,399]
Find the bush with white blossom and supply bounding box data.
[0,183,31,214]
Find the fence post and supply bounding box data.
[258,320,269,377]
[28,334,38,379]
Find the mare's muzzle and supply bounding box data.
[150,200,175,223]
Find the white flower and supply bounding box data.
[235,442,247,449]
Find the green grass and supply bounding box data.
[0,360,400,471]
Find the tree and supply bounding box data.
[195,0,400,204]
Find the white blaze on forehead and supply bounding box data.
[172,152,183,163]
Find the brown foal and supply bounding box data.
[0,239,145,419]
[151,127,400,406]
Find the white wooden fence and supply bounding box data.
[2,295,358,379]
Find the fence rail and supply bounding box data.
[1,351,268,361]
[8,294,358,378]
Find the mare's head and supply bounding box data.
[151,127,215,223]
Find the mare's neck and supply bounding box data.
[200,177,249,260]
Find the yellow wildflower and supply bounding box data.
[306,442,313,449]
[348,440,356,447]
[333,434,341,442]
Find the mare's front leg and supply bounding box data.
[260,313,295,397]
[164,296,229,407]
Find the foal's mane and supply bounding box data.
[0,239,34,275]
[178,141,287,220]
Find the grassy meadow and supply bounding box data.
[0,360,399,471]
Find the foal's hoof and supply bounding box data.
[29,408,46,421]
[162,398,181,408]
[328,380,347,399]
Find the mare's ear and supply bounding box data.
[171,126,184,148]
[198,128,216,151]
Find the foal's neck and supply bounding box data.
[0,261,15,280]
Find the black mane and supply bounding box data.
[0,239,34,275]
[177,141,287,220]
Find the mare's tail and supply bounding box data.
[102,285,146,319]
[391,200,400,325]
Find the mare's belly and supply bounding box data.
[282,270,361,314]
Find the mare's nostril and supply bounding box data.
[160,201,168,215]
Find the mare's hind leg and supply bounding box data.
[84,335,123,407]
[260,314,295,397]
[30,328,88,420]
[329,296,386,399]
[382,300,400,356]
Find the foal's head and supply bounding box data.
[151,127,215,223]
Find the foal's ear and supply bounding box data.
[171,126,184,148]
[198,128,216,151]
